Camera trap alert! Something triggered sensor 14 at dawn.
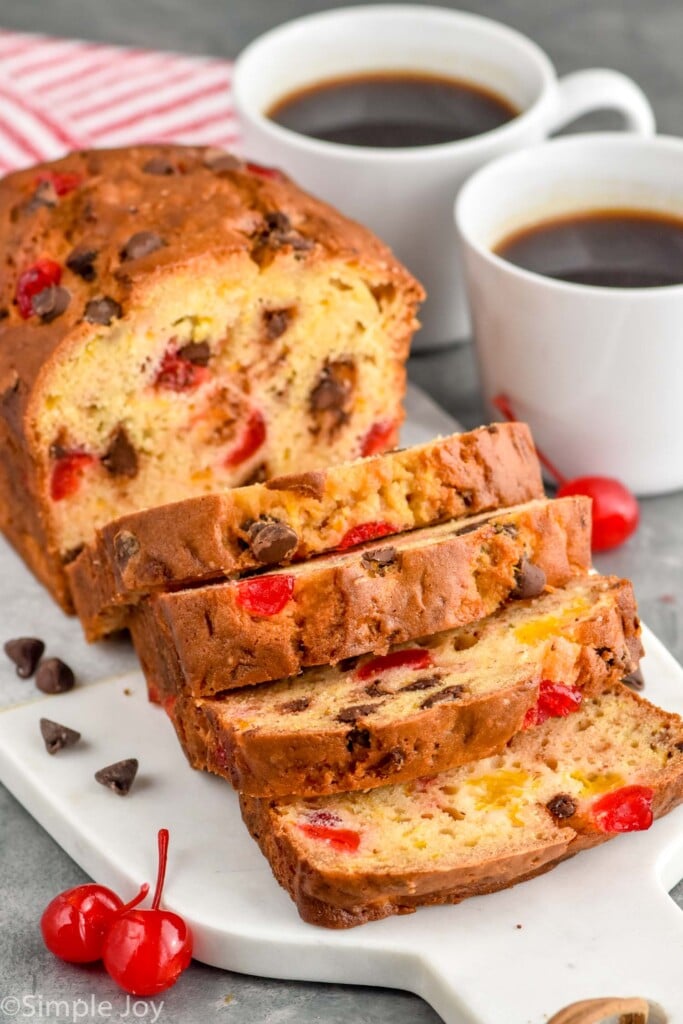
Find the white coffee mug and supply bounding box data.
[456,133,683,496]
[233,5,655,348]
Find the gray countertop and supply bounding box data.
[1,2,683,1021]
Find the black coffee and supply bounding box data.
[496,209,683,288]
[267,72,517,148]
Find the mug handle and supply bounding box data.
[547,68,655,135]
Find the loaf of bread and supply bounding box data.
[240,684,683,927]
[69,421,543,638]
[132,496,591,698]
[169,575,641,796]
[0,145,423,609]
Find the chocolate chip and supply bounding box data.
[66,244,97,281]
[102,427,138,479]
[40,717,80,755]
[32,285,70,322]
[546,794,577,819]
[345,727,371,752]
[278,696,311,714]
[95,758,138,796]
[143,156,177,175]
[309,360,357,436]
[25,180,57,212]
[0,307,8,320]
[419,685,465,709]
[113,530,140,566]
[310,361,355,412]
[241,463,268,486]
[511,558,547,600]
[361,546,397,571]
[337,703,380,723]
[265,211,292,233]
[120,231,165,262]
[35,658,75,694]
[364,681,385,697]
[203,149,242,172]
[402,674,441,692]
[84,295,122,325]
[263,308,294,340]
[4,636,44,678]
[265,471,326,500]
[374,748,406,775]
[622,667,645,691]
[251,211,314,263]
[247,519,298,563]
[177,340,210,366]
[675,741,683,753]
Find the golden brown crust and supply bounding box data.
[238,688,683,928]
[0,145,422,608]
[130,496,591,698]
[167,577,641,796]
[69,421,544,639]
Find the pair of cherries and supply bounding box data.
[40,829,192,996]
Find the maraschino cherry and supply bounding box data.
[102,829,193,996]
[41,882,148,964]
[493,394,639,552]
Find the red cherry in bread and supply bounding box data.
[338,521,396,550]
[50,451,96,501]
[245,161,285,181]
[298,822,361,852]
[35,171,82,196]
[356,648,433,680]
[523,680,582,729]
[556,476,639,552]
[40,882,147,963]
[361,420,397,457]
[591,785,654,833]
[102,829,192,996]
[15,258,62,318]
[235,574,294,616]
[225,409,266,467]
[492,394,639,552]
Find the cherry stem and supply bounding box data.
[492,393,568,487]
[119,882,150,915]
[151,828,169,911]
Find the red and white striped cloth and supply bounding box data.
[0,27,239,174]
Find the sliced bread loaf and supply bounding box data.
[133,496,591,698]
[240,684,683,927]
[0,145,422,610]
[170,575,641,796]
[68,421,543,638]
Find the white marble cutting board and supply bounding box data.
[1,384,682,1024]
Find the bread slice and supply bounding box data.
[170,575,641,796]
[68,421,543,638]
[240,684,683,927]
[132,495,591,699]
[0,145,422,611]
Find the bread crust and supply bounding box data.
[131,496,592,697]
[239,688,683,928]
[69,421,544,638]
[0,145,422,608]
[169,577,642,796]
